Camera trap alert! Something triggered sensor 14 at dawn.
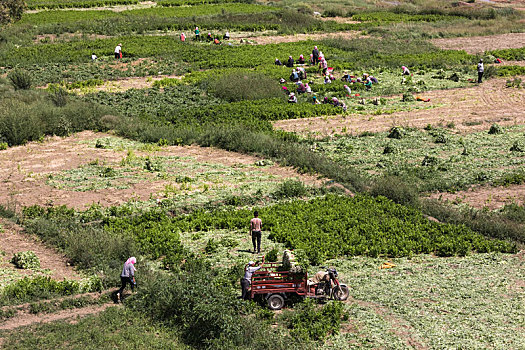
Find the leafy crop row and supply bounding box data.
[351,11,455,23]
[105,194,516,264]
[25,0,138,10]
[20,4,276,26]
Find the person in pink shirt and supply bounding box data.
[250,211,262,253]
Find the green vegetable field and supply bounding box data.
[0,0,524,348]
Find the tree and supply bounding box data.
[0,0,25,26]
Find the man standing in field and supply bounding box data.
[477,59,484,83]
[114,43,122,59]
[250,211,262,254]
[312,46,320,65]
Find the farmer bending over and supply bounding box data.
[241,256,265,300]
[117,257,136,302]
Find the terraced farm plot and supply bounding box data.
[0,132,322,209]
[309,125,525,191]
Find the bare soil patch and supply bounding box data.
[0,131,324,210]
[73,74,184,93]
[240,31,365,45]
[431,32,525,54]
[0,219,80,281]
[428,184,525,210]
[273,77,525,136]
[26,1,156,13]
[33,33,112,44]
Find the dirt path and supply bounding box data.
[428,184,525,209]
[0,303,114,331]
[0,219,80,281]
[431,32,525,54]
[273,77,525,136]
[0,131,324,210]
[26,1,156,13]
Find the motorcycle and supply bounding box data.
[312,268,349,301]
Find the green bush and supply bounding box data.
[273,180,308,199]
[266,247,279,262]
[8,69,32,90]
[11,251,40,269]
[284,299,344,341]
[207,71,283,102]
[488,123,503,135]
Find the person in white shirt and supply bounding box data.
[240,256,265,300]
[91,53,97,61]
[114,43,122,59]
[477,59,484,83]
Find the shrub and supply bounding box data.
[369,175,418,206]
[11,251,40,269]
[0,142,7,150]
[383,143,397,154]
[273,180,308,199]
[266,247,279,262]
[387,126,405,139]
[205,238,219,254]
[284,299,344,341]
[488,123,503,135]
[510,141,524,152]
[207,71,284,102]
[8,69,32,90]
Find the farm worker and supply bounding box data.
[290,69,299,82]
[305,83,311,93]
[309,53,314,64]
[250,210,263,253]
[312,46,319,64]
[288,92,297,103]
[224,30,230,40]
[320,58,328,75]
[207,32,213,42]
[180,32,186,42]
[297,66,306,80]
[298,54,305,64]
[341,71,350,82]
[91,52,97,61]
[370,76,378,84]
[344,84,351,96]
[324,73,331,84]
[275,58,283,66]
[402,66,410,75]
[279,77,286,83]
[364,77,372,90]
[477,59,484,83]
[322,96,329,104]
[297,82,306,94]
[117,256,136,302]
[286,55,294,68]
[241,256,265,300]
[194,26,200,40]
[214,37,220,45]
[312,95,320,104]
[114,43,122,59]
[282,86,289,94]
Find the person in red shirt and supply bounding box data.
[250,211,262,253]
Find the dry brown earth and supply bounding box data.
[273,77,525,136]
[0,131,324,210]
[0,219,80,281]
[429,184,525,209]
[431,32,525,54]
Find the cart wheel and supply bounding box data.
[333,285,349,301]
[267,294,285,310]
